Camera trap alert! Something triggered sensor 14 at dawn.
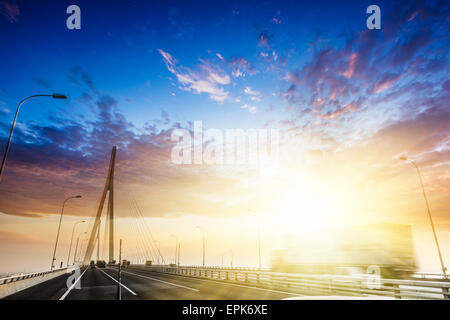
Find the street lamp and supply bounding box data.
[196,226,206,267]
[0,94,68,183]
[400,156,448,279]
[50,195,82,271]
[230,249,234,268]
[77,237,88,264]
[67,220,86,266]
[73,231,87,265]
[249,208,262,269]
[222,250,233,268]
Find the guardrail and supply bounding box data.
[164,265,271,271]
[133,265,450,300]
[0,268,66,285]
[0,268,68,299]
[413,273,449,280]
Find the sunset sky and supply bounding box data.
[0,0,449,275]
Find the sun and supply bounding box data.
[255,166,340,235]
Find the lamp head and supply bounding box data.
[399,156,407,161]
[52,93,67,99]
[75,195,82,198]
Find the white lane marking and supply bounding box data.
[98,268,137,295]
[60,267,88,300]
[122,270,200,292]
[139,270,302,296]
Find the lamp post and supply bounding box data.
[67,220,85,266]
[230,249,234,268]
[0,94,67,183]
[170,234,178,266]
[196,226,206,267]
[73,231,87,265]
[257,213,262,269]
[400,156,448,279]
[50,195,82,271]
[249,208,262,269]
[77,237,88,264]
[222,250,233,268]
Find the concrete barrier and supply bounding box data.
[0,268,68,299]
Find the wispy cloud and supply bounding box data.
[243,86,260,96]
[241,104,257,114]
[228,56,258,78]
[0,1,19,23]
[257,30,273,48]
[158,49,230,103]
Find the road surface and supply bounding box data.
[4,266,302,300]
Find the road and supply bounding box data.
[4,266,301,300]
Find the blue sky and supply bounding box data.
[0,0,387,131]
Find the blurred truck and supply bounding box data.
[271,223,417,279]
[96,260,106,268]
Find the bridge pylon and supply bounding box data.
[83,146,116,265]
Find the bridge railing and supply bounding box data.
[0,267,68,299]
[165,265,271,271]
[131,265,450,300]
[0,268,67,285]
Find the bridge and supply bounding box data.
[1,146,449,300]
[1,264,449,300]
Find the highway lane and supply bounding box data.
[4,266,302,300]
[64,267,136,300]
[102,267,300,300]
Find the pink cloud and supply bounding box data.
[341,53,358,78]
[372,74,400,94]
[320,102,361,120]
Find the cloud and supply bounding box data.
[240,104,257,114]
[228,56,258,78]
[0,66,263,219]
[32,77,52,89]
[0,230,47,245]
[257,30,273,48]
[0,1,19,23]
[158,49,230,103]
[68,65,99,94]
[272,17,282,24]
[279,0,448,124]
[243,86,260,96]
[372,73,400,94]
[320,102,361,120]
[341,53,358,78]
